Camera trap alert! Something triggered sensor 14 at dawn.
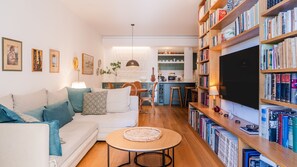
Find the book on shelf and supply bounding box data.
[242,149,260,167]
[264,7,297,40]
[199,0,211,21]
[199,49,209,62]
[267,0,283,9]
[199,18,210,36]
[259,154,278,167]
[263,73,297,103]
[199,33,209,48]
[200,91,209,106]
[293,116,297,152]
[199,76,209,88]
[199,62,209,74]
[210,8,227,27]
[260,37,297,70]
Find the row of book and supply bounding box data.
[188,110,238,167]
[199,33,209,48]
[200,91,209,106]
[199,76,209,88]
[242,149,279,167]
[198,0,211,21]
[199,62,209,74]
[260,104,297,153]
[199,18,210,36]
[260,37,297,70]
[209,8,227,28]
[267,0,283,9]
[199,49,209,62]
[263,73,297,104]
[264,7,297,40]
[211,2,259,47]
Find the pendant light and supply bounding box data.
[126,24,139,67]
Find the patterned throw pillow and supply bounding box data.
[82,91,108,115]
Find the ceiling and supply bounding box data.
[60,0,200,36]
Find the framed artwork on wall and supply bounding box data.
[2,37,22,71]
[49,49,60,73]
[32,48,43,72]
[82,53,94,75]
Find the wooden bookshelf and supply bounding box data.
[209,0,227,11]
[261,30,297,44]
[197,59,209,64]
[210,0,258,30]
[199,10,210,22]
[260,98,297,109]
[189,102,297,167]
[199,30,209,38]
[261,68,297,73]
[198,45,210,51]
[211,25,259,51]
[199,73,209,76]
[261,0,297,16]
[198,86,208,90]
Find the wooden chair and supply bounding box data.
[107,83,114,89]
[133,81,142,89]
[122,83,138,96]
[139,82,158,112]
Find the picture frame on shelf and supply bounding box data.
[49,49,60,73]
[32,48,43,72]
[2,37,22,71]
[82,53,94,75]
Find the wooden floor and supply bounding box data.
[77,106,224,167]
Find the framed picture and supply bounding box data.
[82,53,94,75]
[32,48,43,72]
[49,49,60,73]
[2,37,22,71]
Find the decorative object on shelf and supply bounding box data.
[31,48,43,72]
[100,61,121,76]
[126,24,139,67]
[123,127,162,142]
[2,37,22,71]
[72,56,86,89]
[209,86,220,111]
[49,49,60,73]
[82,53,94,75]
[150,67,156,82]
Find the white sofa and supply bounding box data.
[0,88,139,167]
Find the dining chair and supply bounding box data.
[107,83,114,89]
[121,82,138,96]
[133,81,142,89]
[139,82,158,113]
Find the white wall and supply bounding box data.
[101,36,197,82]
[221,36,259,125]
[0,0,102,95]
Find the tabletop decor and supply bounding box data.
[123,127,162,142]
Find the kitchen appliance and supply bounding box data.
[168,76,176,81]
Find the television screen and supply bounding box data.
[219,46,259,109]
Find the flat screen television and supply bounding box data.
[219,45,259,109]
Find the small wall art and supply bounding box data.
[2,37,22,71]
[82,53,94,75]
[49,49,60,73]
[32,48,43,72]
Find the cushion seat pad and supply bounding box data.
[52,121,97,166]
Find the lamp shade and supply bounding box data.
[71,82,86,89]
[209,86,219,96]
[126,60,139,67]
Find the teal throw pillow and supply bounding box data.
[0,104,24,123]
[47,100,75,117]
[35,120,62,156]
[67,87,91,113]
[24,107,45,121]
[43,102,73,128]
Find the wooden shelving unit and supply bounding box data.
[199,30,209,38]
[197,59,209,64]
[189,102,297,167]
[261,68,297,74]
[261,99,297,109]
[261,30,297,44]
[261,0,297,16]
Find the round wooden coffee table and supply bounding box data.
[106,127,182,167]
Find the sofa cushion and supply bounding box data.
[47,100,75,117]
[55,121,97,165]
[13,89,47,113]
[67,87,91,113]
[0,104,24,123]
[106,87,131,113]
[48,88,75,116]
[0,94,13,111]
[43,102,73,128]
[41,120,62,156]
[24,107,45,121]
[82,91,108,115]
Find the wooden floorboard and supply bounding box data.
[77,106,224,167]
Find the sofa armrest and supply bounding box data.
[129,96,139,112]
[0,123,50,167]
